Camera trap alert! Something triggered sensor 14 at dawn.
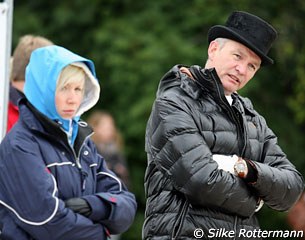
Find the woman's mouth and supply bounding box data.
[63,110,75,114]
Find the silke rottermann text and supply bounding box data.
[205,228,304,239]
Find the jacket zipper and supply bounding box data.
[211,73,247,156]
[232,104,248,156]
[210,73,246,239]
[66,131,94,192]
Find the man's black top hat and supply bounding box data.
[208,11,277,66]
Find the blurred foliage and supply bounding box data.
[11,0,305,238]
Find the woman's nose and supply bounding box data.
[66,91,78,103]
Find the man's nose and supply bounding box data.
[235,63,247,75]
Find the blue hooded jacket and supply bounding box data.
[0,46,137,239]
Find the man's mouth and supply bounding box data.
[228,74,240,83]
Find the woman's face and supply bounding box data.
[55,80,84,119]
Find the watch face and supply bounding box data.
[236,162,246,172]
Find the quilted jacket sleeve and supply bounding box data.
[81,144,137,235]
[248,113,304,211]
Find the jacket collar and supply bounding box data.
[159,65,228,102]
[158,65,247,111]
[19,98,93,154]
[9,84,25,106]
[189,65,226,99]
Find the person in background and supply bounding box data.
[0,45,137,239]
[87,110,130,188]
[7,34,53,132]
[143,11,304,239]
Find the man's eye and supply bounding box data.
[234,54,241,59]
[249,64,256,71]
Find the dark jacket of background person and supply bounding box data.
[143,65,304,239]
[0,46,137,239]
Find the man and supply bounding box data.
[7,34,53,132]
[143,11,304,239]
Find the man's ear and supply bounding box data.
[207,40,219,61]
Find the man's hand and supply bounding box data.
[212,154,238,174]
[213,154,249,178]
[180,67,194,79]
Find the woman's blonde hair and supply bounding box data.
[56,64,85,92]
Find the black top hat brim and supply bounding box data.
[208,25,274,66]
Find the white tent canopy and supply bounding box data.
[0,0,13,140]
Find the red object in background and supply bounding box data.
[7,101,19,132]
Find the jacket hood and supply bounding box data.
[24,45,100,144]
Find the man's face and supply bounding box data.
[206,39,261,95]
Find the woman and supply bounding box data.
[0,45,137,239]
